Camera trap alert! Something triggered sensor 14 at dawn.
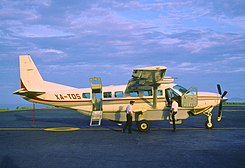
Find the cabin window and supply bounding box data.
[103,92,112,98]
[129,91,139,97]
[144,90,152,96]
[158,90,163,96]
[82,93,91,99]
[115,91,124,98]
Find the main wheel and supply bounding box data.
[137,120,150,132]
[205,120,213,129]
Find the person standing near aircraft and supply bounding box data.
[123,100,135,134]
[171,98,178,132]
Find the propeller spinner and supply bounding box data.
[217,84,228,121]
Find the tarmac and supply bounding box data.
[0,106,244,168]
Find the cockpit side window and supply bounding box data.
[173,85,188,95]
[168,89,179,98]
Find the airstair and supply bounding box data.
[90,110,103,126]
[89,77,103,126]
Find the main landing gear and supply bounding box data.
[137,120,150,132]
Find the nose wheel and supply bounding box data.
[205,120,213,129]
[204,112,213,129]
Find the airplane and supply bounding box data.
[13,55,228,132]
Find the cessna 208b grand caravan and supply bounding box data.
[14,55,228,132]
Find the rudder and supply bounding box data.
[19,55,44,91]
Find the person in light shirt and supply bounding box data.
[123,100,135,134]
[171,98,178,132]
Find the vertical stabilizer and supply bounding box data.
[20,55,44,91]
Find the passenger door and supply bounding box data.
[165,88,181,107]
[90,77,102,111]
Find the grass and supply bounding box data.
[0,106,60,112]
[0,107,32,112]
[223,102,245,106]
[0,108,10,112]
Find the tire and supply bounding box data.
[137,120,150,132]
[205,120,213,129]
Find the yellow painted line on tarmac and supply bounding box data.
[223,110,245,112]
[0,127,110,131]
[0,127,80,132]
[0,127,109,131]
[0,128,43,131]
[0,127,245,131]
[44,127,80,132]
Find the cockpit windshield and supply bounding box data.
[172,85,188,96]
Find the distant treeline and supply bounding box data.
[0,106,32,112]
[0,108,9,112]
[223,102,245,106]
[0,106,59,112]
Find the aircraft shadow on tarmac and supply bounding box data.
[0,156,20,168]
[14,110,89,127]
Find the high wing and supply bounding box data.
[125,66,174,109]
[125,66,172,92]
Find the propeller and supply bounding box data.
[217,84,228,121]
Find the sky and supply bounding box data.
[0,0,245,106]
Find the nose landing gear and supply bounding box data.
[204,111,213,129]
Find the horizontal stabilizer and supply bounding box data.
[13,88,45,96]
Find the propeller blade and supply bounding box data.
[216,84,227,121]
[217,84,222,95]
[221,91,228,99]
[217,100,223,121]
[217,116,222,122]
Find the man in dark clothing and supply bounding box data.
[123,100,135,134]
[171,98,178,132]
